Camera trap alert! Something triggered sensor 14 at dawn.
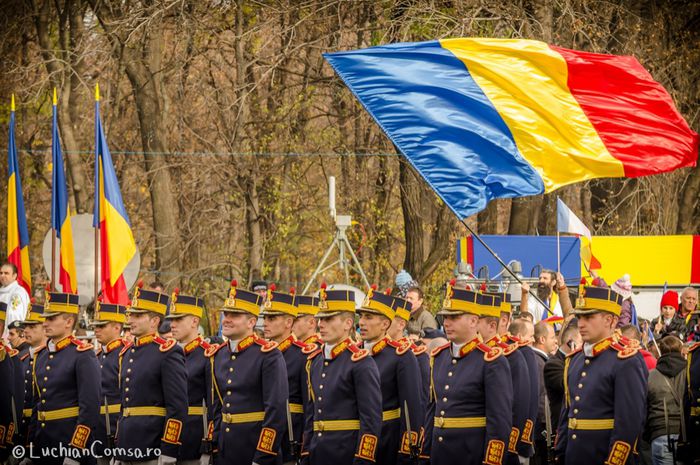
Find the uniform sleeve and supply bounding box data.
[300,357,315,464]
[483,356,513,465]
[253,349,288,465]
[396,351,424,464]
[160,346,188,458]
[352,356,382,465]
[0,355,14,450]
[509,352,532,457]
[553,357,571,461]
[204,352,214,449]
[606,354,648,465]
[417,353,430,414]
[209,354,222,455]
[9,353,24,445]
[69,350,101,450]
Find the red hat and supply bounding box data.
[660,290,678,309]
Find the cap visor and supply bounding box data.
[572,308,605,315]
[315,310,343,319]
[164,313,187,320]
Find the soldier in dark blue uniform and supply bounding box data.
[116,285,188,465]
[208,280,288,465]
[17,301,47,447]
[166,290,213,465]
[301,286,382,465]
[32,291,101,465]
[680,340,700,463]
[90,302,127,465]
[261,286,315,464]
[554,286,647,465]
[0,301,21,459]
[423,282,513,465]
[506,318,538,459]
[480,293,531,465]
[293,294,321,346]
[357,286,424,465]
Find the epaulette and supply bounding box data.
[689,342,700,353]
[411,343,427,356]
[20,352,30,361]
[204,343,225,358]
[612,342,639,359]
[199,339,212,351]
[502,343,518,356]
[297,341,318,355]
[71,337,94,352]
[6,346,19,357]
[119,341,133,357]
[347,344,369,362]
[617,335,640,348]
[477,342,502,361]
[307,347,322,360]
[255,337,278,353]
[566,347,582,358]
[387,338,411,355]
[430,342,451,357]
[158,338,177,352]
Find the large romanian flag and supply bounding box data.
[51,89,78,293]
[324,39,698,218]
[6,95,31,294]
[93,85,136,304]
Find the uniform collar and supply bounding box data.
[323,337,352,360]
[365,336,389,355]
[135,333,156,347]
[104,338,124,353]
[48,336,73,353]
[303,334,320,345]
[277,334,296,353]
[229,335,255,353]
[182,336,203,354]
[583,336,614,357]
[29,344,46,358]
[451,336,480,358]
[484,335,501,348]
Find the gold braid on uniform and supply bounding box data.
[305,359,315,402]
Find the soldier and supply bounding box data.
[116,284,188,465]
[388,296,430,413]
[261,286,315,464]
[165,290,213,465]
[423,282,512,465]
[507,318,538,460]
[33,291,100,465]
[207,280,288,465]
[0,301,20,460]
[554,286,647,465]
[91,302,127,465]
[480,293,531,465]
[680,339,700,462]
[357,286,424,465]
[301,286,382,465]
[17,301,47,447]
[293,294,321,345]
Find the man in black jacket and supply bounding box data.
[543,322,581,431]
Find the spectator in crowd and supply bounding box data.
[611,274,635,327]
[7,320,29,356]
[405,286,438,334]
[544,321,582,431]
[520,271,573,322]
[421,327,446,348]
[148,280,165,292]
[251,280,268,297]
[678,287,699,341]
[0,262,30,337]
[621,324,657,370]
[518,311,535,323]
[532,321,558,464]
[651,291,685,339]
[394,269,419,298]
[645,336,686,465]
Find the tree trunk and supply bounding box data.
[677,167,700,233]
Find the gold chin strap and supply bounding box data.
[211,357,223,405]
[563,356,571,408]
[305,359,316,402]
[429,355,436,404]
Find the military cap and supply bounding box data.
[166,288,205,319]
[316,283,356,318]
[0,301,6,322]
[478,293,502,318]
[484,291,512,314]
[221,279,263,316]
[44,291,80,317]
[296,294,320,316]
[7,319,22,330]
[128,282,170,315]
[260,284,298,317]
[358,285,395,320]
[392,295,412,321]
[437,279,481,316]
[23,300,46,324]
[574,286,624,316]
[91,301,128,326]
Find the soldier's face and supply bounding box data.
[443,313,478,344]
[127,312,159,337]
[358,312,390,342]
[577,312,615,343]
[221,312,256,339]
[497,313,511,336]
[263,315,293,341]
[318,315,353,344]
[23,323,45,346]
[8,328,23,346]
[387,317,406,340]
[94,322,123,345]
[292,315,317,341]
[476,317,498,341]
[43,314,73,339]
[170,315,199,342]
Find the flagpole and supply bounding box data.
[94,84,100,305]
[51,88,57,291]
[556,231,561,274]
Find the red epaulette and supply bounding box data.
[294,339,318,355]
[565,347,582,358]
[477,342,502,361]
[20,352,30,361]
[307,346,323,360]
[501,342,518,356]
[387,338,411,355]
[411,343,427,356]
[689,342,700,353]
[155,337,177,352]
[254,337,278,353]
[5,346,19,357]
[347,343,369,361]
[204,343,225,358]
[430,342,451,357]
[71,337,94,352]
[612,341,639,359]
[119,341,134,357]
[199,338,212,351]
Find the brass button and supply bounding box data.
[41,423,46,428]
[451,359,457,365]
[129,359,133,363]
[127,368,131,373]
[578,383,583,388]
[42,388,46,392]
[321,373,326,378]
[43,377,48,381]
[318,409,322,413]
[41,399,46,404]
[574,396,580,401]
[573,409,579,414]
[442,397,447,402]
[584,359,590,365]
[49,355,54,359]
[448,372,453,377]
[318,432,322,437]
[131,349,135,353]
[572,434,577,440]
[227,379,231,384]
[445,385,450,390]
[46,366,51,371]
[225,427,230,433]
[229,368,233,372]
[438,436,443,442]
[318,396,323,401]
[436,417,444,427]
[320,385,324,389]
[226,391,231,396]
[125,387,129,392]
[570,418,577,429]
[226,403,230,408]
[125,378,130,382]
[440,410,445,416]
[324,362,329,366]
[581,372,587,377]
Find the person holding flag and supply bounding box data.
[51,88,78,294]
[3,95,30,334]
[93,84,136,305]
